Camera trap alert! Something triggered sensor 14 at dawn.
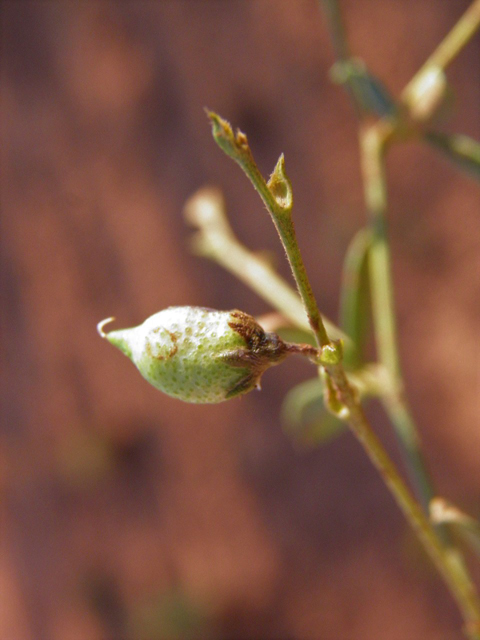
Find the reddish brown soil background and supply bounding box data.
[2,2,480,639]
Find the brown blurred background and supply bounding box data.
[2,1,480,639]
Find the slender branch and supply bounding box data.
[401,1,480,127]
[269,205,330,348]
[424,131,480,182]
[404,0,480,87]
[359,125,400,378]
[320,355,480,640]
[358,123,445,518]
[318,0,350,62]
[207,110,480,637]
[317,0,365,118]
[184,187,350,344]
[322,12,433,517]
[207,112,330,348]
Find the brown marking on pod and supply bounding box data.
[145,328,178,360]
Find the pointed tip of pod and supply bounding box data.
[97,317,133,359]
[97,317,116,338]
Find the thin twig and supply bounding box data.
[358,124,443,518]
[425,131,480,182]
[321,357,480,640]
[404,0,480,93]
[317,0,364,117]
[208,107,480,637]
[401,1,480,128]
[318,0,350,62]
[184,187,349,344]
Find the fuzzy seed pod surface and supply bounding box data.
[98,306,288,403]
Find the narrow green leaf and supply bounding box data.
[339,228,372,368]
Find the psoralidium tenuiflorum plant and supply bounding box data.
[98,3,480,638]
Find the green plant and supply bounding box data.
[99,2,480,637]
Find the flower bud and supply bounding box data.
[98,306,289,403]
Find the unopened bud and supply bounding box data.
[98,306,288,403]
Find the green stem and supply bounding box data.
[318,0,350,62]
[424,131,480,182]
[400,1,480,131]
[404,0,480,90]
[270,213,329,348]
[379,395,434,513]
[321,359,480,639]
[207,112,330,348]
[240,207,480,633]
[359,124,444,518]
[317,0,364,118]
[184,188,349,344]
[360,125,399,377]
[208,110,480,637]
[249,121,480,631]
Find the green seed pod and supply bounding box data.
[97,306,289,403]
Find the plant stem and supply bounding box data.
[318,0,365,117]
[318,0,350,62]
[321,360,480,639]
[265,160,480,634]
[358,124,441,515]
[208,110,480,637]
[269,212,330,348]
[359,126,398,377]
[184,187,349,344]
[275,166,480,637]
[424,131,480,182]
[400,1,480,133]
[207,113,331,348]
[403,0,480,96]
[318,0,441,516]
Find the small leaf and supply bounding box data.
[267,154,293,213]
[183,187,350,345]
[339,227,372,369]
[282,378,346,447]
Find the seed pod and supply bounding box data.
[98,306,289,403]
